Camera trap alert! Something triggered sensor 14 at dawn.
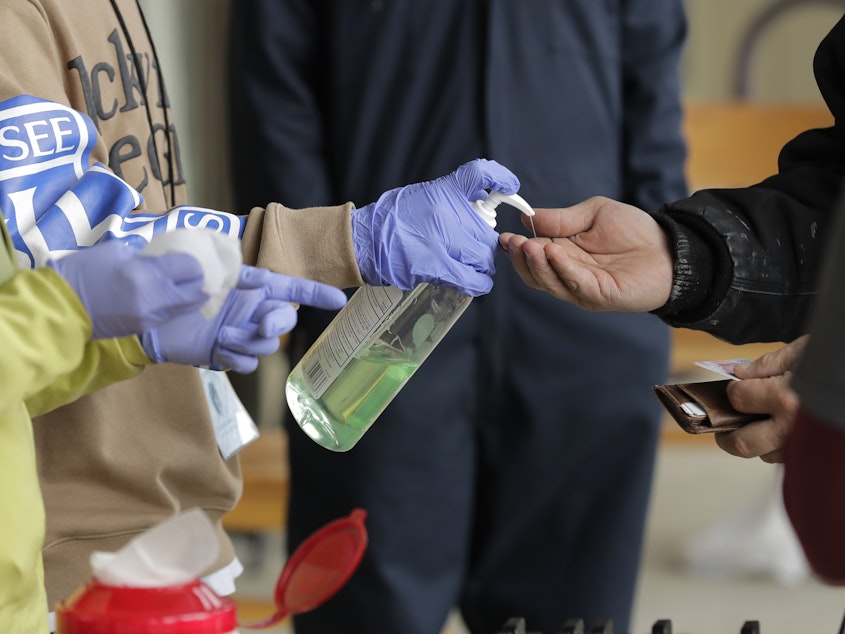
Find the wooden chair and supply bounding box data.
[223,426,288,533]
[683,101,832,191]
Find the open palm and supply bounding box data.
[499,196,675,312]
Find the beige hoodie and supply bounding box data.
[0,0,363,606]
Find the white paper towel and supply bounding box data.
[90,508,220,587]
[143,229,242,319]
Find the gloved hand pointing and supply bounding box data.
[48,240,208,340]
[141,266,347,374]
[352,158,520,296]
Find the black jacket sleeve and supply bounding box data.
[652,16,845,344]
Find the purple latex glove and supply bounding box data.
[48,240,207,340]
[351,158,520,296]
[141,266,347,374]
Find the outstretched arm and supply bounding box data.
[499,197,674,312]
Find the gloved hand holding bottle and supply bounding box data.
[351,158,520,296]
[141,266,347,374]
[288,158,533,451]
[48,240,208,340]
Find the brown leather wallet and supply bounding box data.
[652,379,766,434]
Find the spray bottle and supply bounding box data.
[285,191,535,451]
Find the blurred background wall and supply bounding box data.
[683,0,840,101]
[138,0,232,210]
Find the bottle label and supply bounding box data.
[303,285,406,398]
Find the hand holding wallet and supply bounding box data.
[653,379,767,434]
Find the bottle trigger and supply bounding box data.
[472,191,535,229]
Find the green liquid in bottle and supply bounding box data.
[286,347,420,452]
[285,282,473,452]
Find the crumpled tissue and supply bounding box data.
[143,229,242,319]
[90,508,220,587]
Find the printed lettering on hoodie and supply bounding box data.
[0,95,243,269]
[67,28,183,195]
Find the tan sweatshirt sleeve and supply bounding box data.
[241,201,365,289]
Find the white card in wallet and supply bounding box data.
[694,358,752,381]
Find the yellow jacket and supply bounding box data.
[0,222,148,632]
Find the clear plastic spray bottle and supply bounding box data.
[285,191,535,451]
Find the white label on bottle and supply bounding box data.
[303,285,405,398]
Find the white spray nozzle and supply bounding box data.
[472,191,535,228]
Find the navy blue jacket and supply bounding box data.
[230,0,687,214]
[228,4,687,630]
[229,0,688,369]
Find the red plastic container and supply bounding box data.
[56,581,236,633]
[55,509,368,633]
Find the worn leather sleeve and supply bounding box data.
[651,17,845,344]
